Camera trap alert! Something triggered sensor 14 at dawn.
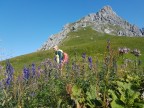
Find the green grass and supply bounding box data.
[0,50,54,73]
[61,27,144,59]
[1,27,144,72]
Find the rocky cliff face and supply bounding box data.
[38,5,143,51]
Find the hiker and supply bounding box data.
[53,45,68,72]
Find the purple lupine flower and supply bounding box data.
[6,77,11,85]
[88,57,93,70]
[88,57,92,63]
[23,67,30,80]
[82,53,86,59]
[5,60,14,86]
[6,60,14,77]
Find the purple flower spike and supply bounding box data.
[88,57,93,70]
[23,67,30,80]
[82,53,86,59]
[88,57,92,63]
[6,77,11,85]
[5,60,14,86]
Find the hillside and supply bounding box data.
[1,27,144,72]
[1,27,144,108]
[39,5,144,51]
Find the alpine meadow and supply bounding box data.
[0,5,144,108]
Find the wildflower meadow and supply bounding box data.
[0,41,144,108]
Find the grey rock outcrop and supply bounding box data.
[76,5,143,36]
[141,28,144,35]
[38,24,71,50]
[38,5,143,51]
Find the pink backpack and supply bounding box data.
[63,52,68,63]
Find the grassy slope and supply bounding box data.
[1,27,144,72]
[61,27,144,60]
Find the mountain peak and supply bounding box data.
[100,5,116,16]
[38,5,144,51]
[96,5,117,20]
[103,5,112,10]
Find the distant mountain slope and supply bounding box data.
[2,27,144,72]
[39,5,144,51]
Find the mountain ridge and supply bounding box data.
[38,5,144,51]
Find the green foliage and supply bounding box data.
[0,89,17,108]
[0,27,144,107]
[86,85,102,107]
[116,81,140,107]
[108,90,124,108]
[108,77,144,108]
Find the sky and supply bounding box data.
[0,0,144,60]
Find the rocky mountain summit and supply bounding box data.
[39,5,144,51]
